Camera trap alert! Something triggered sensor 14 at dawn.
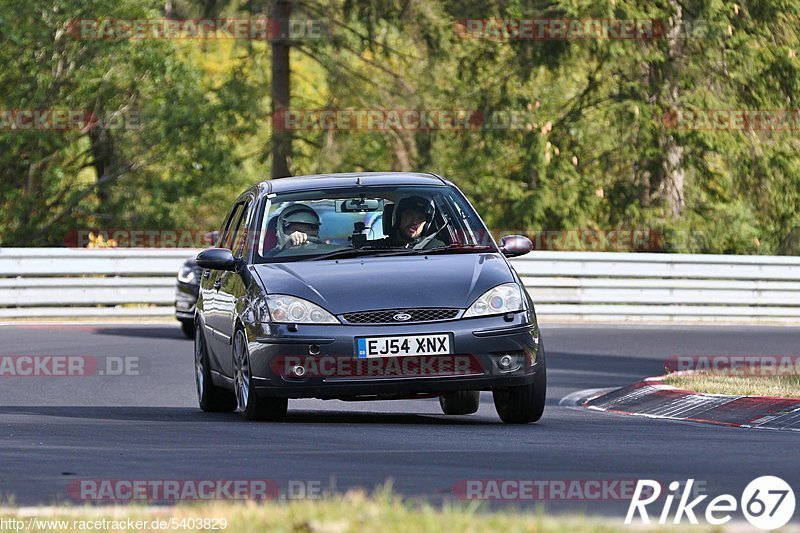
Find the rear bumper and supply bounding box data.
[245,311,540,399]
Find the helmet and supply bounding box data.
[276,204,321,247]
[392,195,435,228]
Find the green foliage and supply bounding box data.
[0,0,798,254]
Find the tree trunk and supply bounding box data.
[271,0,292,179]
[660,0,687,218]
[89,122,114,209]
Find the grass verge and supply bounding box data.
[662,371,800,398]
[0,490,768,533]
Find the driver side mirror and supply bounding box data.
[499,235,533,258]
[196,248,237,271]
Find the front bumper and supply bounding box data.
[245,311,540,399]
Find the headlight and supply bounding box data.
[265,295,339,324]
[177,265,196,284]
[464,283,525,317]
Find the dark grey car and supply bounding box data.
[194,172,545,423]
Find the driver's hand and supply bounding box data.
[288,231,308,246]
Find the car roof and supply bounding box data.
[254,172,449,196]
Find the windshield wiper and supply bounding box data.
[384,244,496,256]
[300,247,397,261]
[422,244,495,254]
[301,244,495,261]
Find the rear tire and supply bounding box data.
[233,329,288,421]
[493,344,546,424]
[439,390,480,415]
[195,324,237,412]
[181,319,195,339]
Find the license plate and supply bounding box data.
[356,334,451,358]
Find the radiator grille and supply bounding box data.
[342,308,460,324]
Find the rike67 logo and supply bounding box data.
[626,477,795,530]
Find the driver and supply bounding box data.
[276,204,322,249]
[385,195,445,249]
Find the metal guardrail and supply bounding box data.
[1,248,800,322]
[0,249,199,318]
[516,252,800,322]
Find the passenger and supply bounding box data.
[276,204,322,249]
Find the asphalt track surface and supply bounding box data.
[0,323,798,521]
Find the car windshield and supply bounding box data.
[253,185,496,263]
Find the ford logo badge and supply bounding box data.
[393,313,412,322]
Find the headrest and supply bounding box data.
[382,203,395,236]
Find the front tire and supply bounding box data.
[195,324,236,412]
[439,390,480,415]
[493,344,546,424]
[233,329,288,421]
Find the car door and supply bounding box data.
[215,197,253,378]
[202,202,244,361]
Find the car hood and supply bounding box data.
[252,253,514,314]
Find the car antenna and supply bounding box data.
[356,176,361,185]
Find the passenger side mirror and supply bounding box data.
[499,235,533,258]
[196,248,237,271]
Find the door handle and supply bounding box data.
[213,280,222,291]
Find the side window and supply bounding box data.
[220,203,244,250]
[215,205,237,247]
[230,201,252,258]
